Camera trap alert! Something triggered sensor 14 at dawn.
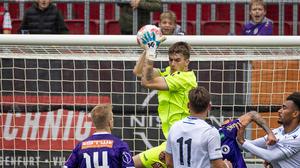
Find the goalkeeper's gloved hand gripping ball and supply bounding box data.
[136,25,166,60]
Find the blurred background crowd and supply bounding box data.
[0,0,297,35]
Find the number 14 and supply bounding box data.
[83,151,109,168]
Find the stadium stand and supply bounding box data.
[56,3,68,19]
[202,20,243,35]
[11,19,21,34]
[215,4,245,21]
[168,3,211,21]
[65,19,100,34]
[105,20,121,34]
[273,21,292,35]
[72,3,115,20]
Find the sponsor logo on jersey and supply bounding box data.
[82,140,113,149]
[122,152,132,164]
[226,122,238,131]
[221,145,230,155]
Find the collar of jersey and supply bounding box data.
[93,132,111,135]
[281,125,300,135]
[187,116,199,120]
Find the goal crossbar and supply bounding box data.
[1,35,300,46]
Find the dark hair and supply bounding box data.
[90,104,112,129]
[188,86,210,113]
[286,92,300,121]
[287,92,300,110]
[168,41,191,60]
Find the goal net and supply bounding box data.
[0,35,299,167]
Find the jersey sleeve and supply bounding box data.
[243,137,300,162]
[165,127,174,154]
[64,143,81,168]
[207,127,223,160]
[119,141,135,168]
[276,137,300,158]
[164,71,196,92]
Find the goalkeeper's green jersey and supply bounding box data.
[158,66,197,139]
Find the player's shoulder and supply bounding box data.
[272,126,284,135]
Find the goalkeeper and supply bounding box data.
[133,31,197,167]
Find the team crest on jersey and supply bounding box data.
[221,145,230,154]
[151,162,164,168]
[159,151,166,163]
[122,152,132,164]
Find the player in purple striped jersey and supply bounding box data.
[219,111,276,168]
[64,104,135,168]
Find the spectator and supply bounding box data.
[158,11,184,35]
[0,6,12,34]
[19,0,68,34]
[64,104,135,168]
[118,0,161,35]
[242,0,273,35]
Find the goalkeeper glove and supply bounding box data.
[141,31,166,60]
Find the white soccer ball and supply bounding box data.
[136,25,162,46]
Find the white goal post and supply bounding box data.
[0,35,300,167]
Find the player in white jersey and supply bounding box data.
[237,92,300,168]
[165,86,231,168]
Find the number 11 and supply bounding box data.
[177,137,192,167]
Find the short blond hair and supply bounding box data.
[90,104,112,130]
[160,11,177,24]
[250,0,266,10]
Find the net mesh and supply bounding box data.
[1,45,300,167]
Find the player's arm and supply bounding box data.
[141,57,168,90]
[165,152,173,168]
[239,139,289,162]
[208,128,230,168]
[211,159,232,168]
[133,50,160,78]
[120,142,135,168]
[165,128,174,168]
[64,146,80,168]
[237,125,299,162]
[238,111,276,145]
